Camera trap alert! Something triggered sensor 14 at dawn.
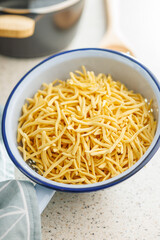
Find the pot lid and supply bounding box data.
[0,0,81,14]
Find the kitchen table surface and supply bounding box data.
[0,0,160,239]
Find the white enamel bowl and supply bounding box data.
[2,48,160,194]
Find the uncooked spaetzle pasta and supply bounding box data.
[17,66,156,184]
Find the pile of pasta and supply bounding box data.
[17,66,156,184]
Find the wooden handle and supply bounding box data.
[105,0,120,32]
[100,0,134,56]
[0,15,35,38]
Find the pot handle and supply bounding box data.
[0,14,35,38]
[35,184,56,214]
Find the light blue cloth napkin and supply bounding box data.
[0,107,41,240]
[0,180,41,240]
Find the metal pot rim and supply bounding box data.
[0,0,82,14]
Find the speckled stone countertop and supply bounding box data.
[1,0,160,239]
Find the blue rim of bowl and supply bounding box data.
[2,48,160,192]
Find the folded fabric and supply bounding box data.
[0,180,41,240]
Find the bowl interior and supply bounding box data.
[2,49,160,191]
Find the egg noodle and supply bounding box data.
[17,66,156,184]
